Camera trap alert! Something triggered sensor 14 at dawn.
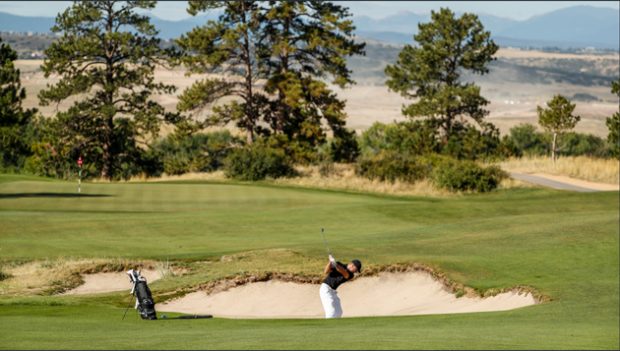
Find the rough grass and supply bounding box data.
[498,156,620,184]
[0,258,158,296]
[0,269,12,282]
[123,164,533,198]
[273,163,455,197]
[0,175,618,349]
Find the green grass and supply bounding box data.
[0,175,618,349]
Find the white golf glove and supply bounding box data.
[329,255,336,267]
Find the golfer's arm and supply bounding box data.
[334,264,350,279]
[324,262,332,274]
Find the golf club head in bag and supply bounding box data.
[126,269,157,320]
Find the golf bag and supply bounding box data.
[126,269,157,320]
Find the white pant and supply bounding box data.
[319,283,342,318]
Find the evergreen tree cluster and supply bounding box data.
[1,1,617,185]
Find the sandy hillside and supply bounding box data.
[15,48,618,138]
[495,48,619,60]
[156,272,536,319]
[333,82,617,137]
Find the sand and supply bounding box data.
[156,272,536,319]
[62,269,162,295]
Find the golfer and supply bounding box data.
[319,255,362,318]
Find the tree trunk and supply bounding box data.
[241,3,255,145]
[551,132,557,162]
[101,4,115,180]
[101,116,114,179]
[277,16,291,134]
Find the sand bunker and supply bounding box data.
[63,269,161,295]
[157,272,536,318]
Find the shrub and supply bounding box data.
[356,150,431,183]
[330,128,360,163]
[559,132,609,158]
[504,124,611,158]
[224,143,295,181]
[608,112,620,159]
[504,123,549,157]
[498,135,523,158]
[432,158,507,192]
[261,134,319,165]
[149,130,239,176]
[359,120,440,157]
[24,116,80,179]
[356,150,506,193]
[443,122,503,161]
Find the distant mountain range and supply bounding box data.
[1,5,618,49]
[353,6,619,49]
[0,11,219,40]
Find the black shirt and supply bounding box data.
[322,261,354,290]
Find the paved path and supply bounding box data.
[510,172,599,192]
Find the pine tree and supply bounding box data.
[261,1,365,151]
[39,0,180,179]
[176,0,268,144]
[0,37,35,169]
[606,80,619,158]
[385,8,498,142]
[537,95,581,161]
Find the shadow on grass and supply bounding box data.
[0,192,112,199]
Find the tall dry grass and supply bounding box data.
[0,258,158,296]
[273,163,453,198]
[120,164,533,197]
[497,156,619,185]
[127,171,227,183]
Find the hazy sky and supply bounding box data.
[0,1,617,21]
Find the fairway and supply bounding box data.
[0,175,618,349]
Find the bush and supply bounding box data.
[431,158,507,192]
[356,150,431,183]
[356,151,505,193]
[498,135,523,158]
[504,124,611,158]
[149,130,239,176]
[360,120,505,161]
[359,120,440,157]
[261,134,320,165]
[224,143,295,181]
[24,116,79,179]
[25,115,147,180]
[443,122,503,161]
[330,128,360,163]
[504,123,549,156]
[608,112,620,159]
[559,132,609,158]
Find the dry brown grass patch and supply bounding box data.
[272,163,454,198]
[0,258,159,296]
[498,156,619,185]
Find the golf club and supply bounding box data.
[321,228,338,269]
[121,290,134,321]
[320,228,332,256]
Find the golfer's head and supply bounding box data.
[348,259,362,273]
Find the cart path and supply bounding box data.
[510,172,619,192]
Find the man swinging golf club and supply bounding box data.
[319,254,362,318]
[318,228,362,318]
